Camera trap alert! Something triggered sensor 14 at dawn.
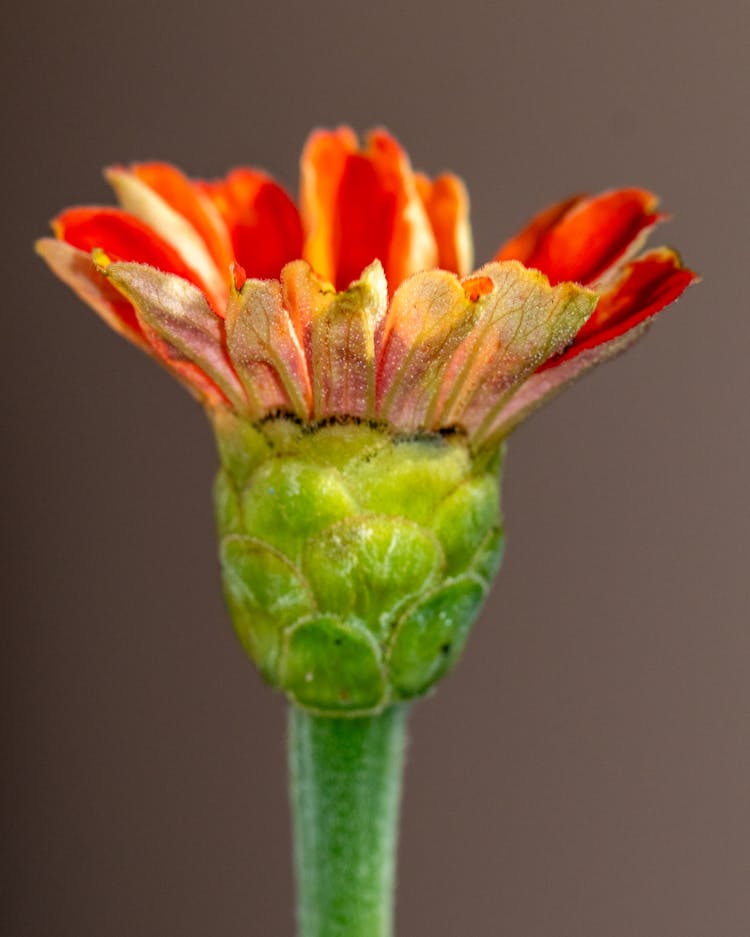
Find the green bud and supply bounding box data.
[213,415,504,716]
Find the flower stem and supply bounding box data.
[288,704,408,937]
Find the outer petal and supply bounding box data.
[97,256,246,409]
[282,260,388,420]
[36,238,148,349]
[486,252,697,441]
[550,248,698,363]
[415,172,473,276]
[434,261,598,443]
[54,207,214,296]
[496,189,661,285]
[376,270,486,432]
[300,127,438,292]
[484,326,649,443]
[224,276,312,421]
[106,168,227,312]
[202,169,303,280]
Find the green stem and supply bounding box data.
[288,704,408,937]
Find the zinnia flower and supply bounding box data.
[36,127,696,714]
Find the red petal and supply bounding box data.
[202,170,303,280]
[301,127,436,293]
[544,248,698,366]
[54,208,214,295]
[497,189,661,285]
[495,194,584,265]
[131,162,235,275]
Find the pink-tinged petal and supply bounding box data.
[35,238,148,349]
[376,270,485,433]
[496,189,661,285]
[106,168,227,312]
[416,172,474,276]
[308,261,388,420]
[300,127,437,293]
[434,261,597,442]
[484,325,650,443]
[202,169,303,280]
[225,276,312,421]
[98,256,246,409]
[547,248,698,365]
[130,162,235,276]
[480,249,698,443]
[280,258,321,366]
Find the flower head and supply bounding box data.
[37,127,696,450]
[37,129,696,713]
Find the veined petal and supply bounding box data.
[496,189,661,285]
[129,162,235,284]
[300,127,438,292]
[483,326,650,443]
[202,169,303,280]
[106,167,227,311]
[434,261,597,442]
[36,238,147,348]
[376,270,485,432]
[308,261,388,420]
[225,277,312,421]
[54,207,214,296]
[98,256,246,409]
[416,172,473,276]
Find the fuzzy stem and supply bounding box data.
[288,705,408,937]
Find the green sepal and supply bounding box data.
[220,535,316,682]
[303,516,444,639]
[280,615,386,714]
[431,474,500,575]
[388,576,486,698]
[348,435,470,524]
[241,458,358,560]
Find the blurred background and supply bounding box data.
[2,0,748,934]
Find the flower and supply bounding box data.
[36,128,696,713]
[36,126,695,449]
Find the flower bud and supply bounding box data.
[213,412,503,715]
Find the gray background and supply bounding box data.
[3,0,748,934]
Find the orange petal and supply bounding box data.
[416,172,473,276]
[300,126,359,286]
[131,162,235,275]
[542,248,698,367]
[106,167,227,311]
[495,194,584,265]
[300,127,437,293]
[36,238,147,348]
[496,189,661,285]
[54,207,215,297]
[202,169,303,280]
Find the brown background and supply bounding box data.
[2,0,748,934]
